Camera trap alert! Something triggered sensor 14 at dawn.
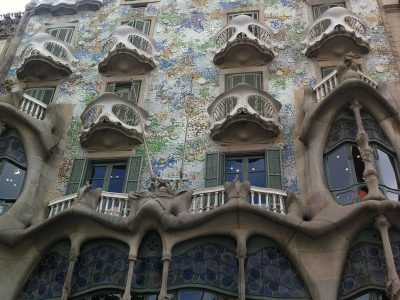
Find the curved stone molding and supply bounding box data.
[16,32,77,81]
[302,7,370,57]
[207,83,282,143]
[80,92,150,151]
[33,0,103,16]
[213,15,276,66]
[98,25,158,75]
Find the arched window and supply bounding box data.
[324,110,400,205]
[0,128,27,214]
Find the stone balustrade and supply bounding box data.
[302,7,369,57]
[48,186,287,218]
[313,69,378,102]
[213,14,276,65]
[19,93,47,120]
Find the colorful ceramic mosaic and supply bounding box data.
[71,242,129,294]
[1,0,398,199]
[19,241,70,300]
[245,247,310,298]
[168,243,239,293]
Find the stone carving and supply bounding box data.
[0,80,24,108]
[224,176,250,201]
[337,52,361,82]
[0,12,22,39]
[286,190,311,220]
[72,182,102,211]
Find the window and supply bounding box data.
[324,110,400,204]
[0,129,26,214]
[120,0,160,7]
[178,290,217,300]
[24,87,56,105]
[65,156,143,195]
[312,3,345,19]
[122,19,151,35]
[227,11,259,21]
[225,72,263,91]
[106,81,141,102]
[348,290,388,300]
[321,66,336,78]
[46,27,75,43]
[205,150,282,189]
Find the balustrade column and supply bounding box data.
[122,254,137,300]
[61,251,79,300]
[349,100,385,200]
[374,215,400,299]
[158,254,173,300]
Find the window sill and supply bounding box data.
[120,0,160,7]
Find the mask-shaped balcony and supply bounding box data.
[98,26,158,75]
[302,7,369,58]
[213,15,276,66]
[207,84,282,143]
[16,32,77,81]
[34,0,103,16]
[80,93,150,151]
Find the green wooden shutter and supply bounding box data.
[265,149,282,189]
[205,153,225,187]
[66,158,87,195]
[125,155,143,192]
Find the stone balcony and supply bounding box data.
[80,93,150,151]
[313,69,378,102]
[207,84,281,143]
[34,0,103,15]
[16,32,77,81]
[302,7,369,57]
[47,186,287,218]
[213,15,276,66]
[98,25,158,75]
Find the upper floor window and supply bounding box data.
[225,72,263,91]
[321,66,336,78]
[88,161,127,193]
[46,26,75,43]
[25,87,56,105]
[0,129,26,214]
[227,11,259,21]
[122,19,151,35]
[324,110,400,204]
[106,81,141,102]
[312,3,345,19]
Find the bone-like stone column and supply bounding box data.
[349,100,385,200]
[158,254,172,300]
[61,251,79,300]
[374,215,400,299]
[237,246,246,300]
[122,254,137,300]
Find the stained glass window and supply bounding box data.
[339,229,400,298]
[246,248,310,297]
[71,241,129,295]
[19,240,70,300]
[168,240,238,294]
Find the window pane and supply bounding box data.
[248,158,265,187]
[321,66,336,78]
[377,149,399,189]
[90,166,106,189]
[179,291,202,300]
[326,146,352,190]
[226,159,243,182]
[0,161,26,200]
[352,146,364,183]
[108,165,127,193]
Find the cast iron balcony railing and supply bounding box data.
[80,92,150,150]
[213,14,276,66]
[302,7,369,57]
[313,69,378,102]
[207,84,281,142]
[98,25,158,74]
[47,186,287,218]
[16,32,77,81]
[19,93,47,120]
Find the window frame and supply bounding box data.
[225,154,266,187]
[314,57,365,81]
[86,160,128,193]
[24,86,57,105]
[120,17,155,36]
[221,6,264,26]
[101,75,146,106]
[119,0,160,7]
[219,66,268,94]
[305,0,351,23]
[44,22,78,45]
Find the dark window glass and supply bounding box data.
[248,158,266,188]
[226,156,265,187]
[89,163,127,193]
[352,146,364,183]
[325,146,352,190]
[226,158,243,182]
[0,161,26,200]
[377,149,399,190]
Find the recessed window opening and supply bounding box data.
[225,72,262,91]
[25,87,56,105]
[88,161,127,193]
[106,81,141,102]
[227,11,259,21]
[122,19,151,35]
[312,3,345,19]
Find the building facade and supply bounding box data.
[0,0,400,299]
